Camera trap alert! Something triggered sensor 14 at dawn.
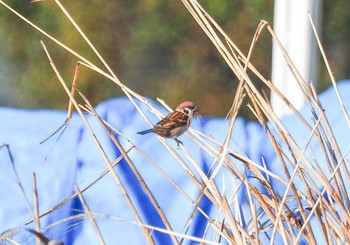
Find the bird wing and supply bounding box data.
[162,111,188,128]
[152,111,188,137]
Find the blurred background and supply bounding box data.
[0,0,349,119]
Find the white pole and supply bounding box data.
[271,0,322,117]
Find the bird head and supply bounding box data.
[177,101,199,114]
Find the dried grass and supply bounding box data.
[0,0,349,244]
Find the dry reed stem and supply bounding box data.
[94,120,205,214]
[1,0,349,243]
[0,0,165,133]
[295,146,350,244]
[182,1,294,242]
[0,145,38,227]
[32,173,41,245]
[270,117,322,244]
[41,212,222,245]
[267,20,349,216]
[75,184,105,244]
[181,4,296,242]
[25,150,132,224]
[83,114,226,242]
[79,92,179,245]
[39,41,156,244]
[308,14,350,127]
[182,0,350,243]
[82,89,246,243]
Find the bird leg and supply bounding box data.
[174,138,183,147]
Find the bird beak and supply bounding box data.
[194,106,200,119]
[194,106,199,113]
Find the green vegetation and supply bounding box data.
[0,0,349,119]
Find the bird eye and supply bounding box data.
[183,108,191,114]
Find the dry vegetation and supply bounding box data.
[0,0,349,244]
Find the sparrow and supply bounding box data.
[137,101,199,145]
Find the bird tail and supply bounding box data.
[137,129,153,135]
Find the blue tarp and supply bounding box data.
[0,80,349,244]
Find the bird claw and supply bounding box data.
[175,138,183,147]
